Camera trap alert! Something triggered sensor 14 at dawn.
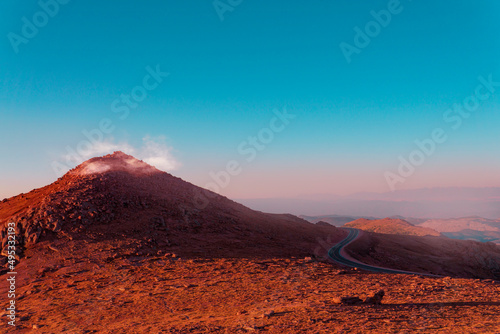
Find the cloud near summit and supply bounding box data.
[140,135,180,171]
[60,135,180,173]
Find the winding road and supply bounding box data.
[328,227,438,276]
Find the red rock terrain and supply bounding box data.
[345,218,441,237]
[1,152,500,333]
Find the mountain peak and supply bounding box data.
[70,151,161,177]
[105,150,134,159]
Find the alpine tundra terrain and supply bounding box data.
[1,152,499,333]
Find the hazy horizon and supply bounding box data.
[235,186,500,219]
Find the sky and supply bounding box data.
[1,0,500,201]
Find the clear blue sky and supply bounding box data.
[1,0,500,199]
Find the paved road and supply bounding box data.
[328,227,438,276]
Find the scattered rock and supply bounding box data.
[263,310,275,318]
[364,290,385,305]
[333,290,385,305]
[333,296,364,305]
[48,245,60,252]
[336,270,351,275]
[37,267,50,275]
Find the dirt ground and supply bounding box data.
[2,239,499,334]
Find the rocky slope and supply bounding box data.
[345,231,500,279]
[0,152,343,272]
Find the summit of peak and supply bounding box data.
[71,152,161,177]
[104,151,135,160]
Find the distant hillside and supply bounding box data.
[418,216,500,232]
[388,215,429,226]
[345,230,500,279]
[442,230,500,245]
[345,218,441,237]
[300,214,378,227]
[418,217,500,244]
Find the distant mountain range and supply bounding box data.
[418,216,500,232]
[301,214,500,245]
[417,217,500,244]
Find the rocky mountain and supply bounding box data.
[0,151,342,271]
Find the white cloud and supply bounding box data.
[59,135,180,173]
[138,135,180,171]
[80,161,112,175]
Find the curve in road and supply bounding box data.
[328,227,439,276]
